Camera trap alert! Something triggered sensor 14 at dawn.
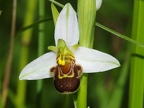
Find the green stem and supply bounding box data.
[129,1,144,108]
[77,0,96,108]
[38,0,45,57]
[16,0,37,108]
[76,74,88,108]
[36,0,45,94]
[78,0,96,48]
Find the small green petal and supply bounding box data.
[74,47,120,73]
[51,3,59,26]
[71,44,79,50]
[57,39,74,56]
[48,46,57,52]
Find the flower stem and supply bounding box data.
[76,74,88,108]
[78,0,96,48]
[77,0,96,108]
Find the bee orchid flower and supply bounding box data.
[19,3,120,94]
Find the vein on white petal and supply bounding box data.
[55,3,79,46]
[74,47,120,73]
[19,52,56,80]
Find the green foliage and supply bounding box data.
[1,0,143,108]
[129,1,144,108]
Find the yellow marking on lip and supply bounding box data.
[58,65,75,79]
[58,72,74,79]
[57,39,74,65]
[58,59,65,65]
[57,55,65,66]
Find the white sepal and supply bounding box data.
[74,47,120,73]
[19,52,56,80]
[96,0,102,10]
[55,3,79,46]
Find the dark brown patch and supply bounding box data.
[54,76,80,94]
[50,63,82,94]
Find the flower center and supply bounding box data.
[57,53,75,66]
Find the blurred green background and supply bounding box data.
[0,0,135,108]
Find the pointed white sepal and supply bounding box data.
[19,52,56,80]
[74,47,120,73]
[96,0,102,10]
[55,3,79,46]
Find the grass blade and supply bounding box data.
[129,1,144,108]
[95,22,144,48]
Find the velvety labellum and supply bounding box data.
[50,55,82,94]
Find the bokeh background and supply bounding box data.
[0,0,135,108]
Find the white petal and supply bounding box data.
[96,0,102,10]
[19,52,57,80]
[55,3,79,46]
[74,47,120,73]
